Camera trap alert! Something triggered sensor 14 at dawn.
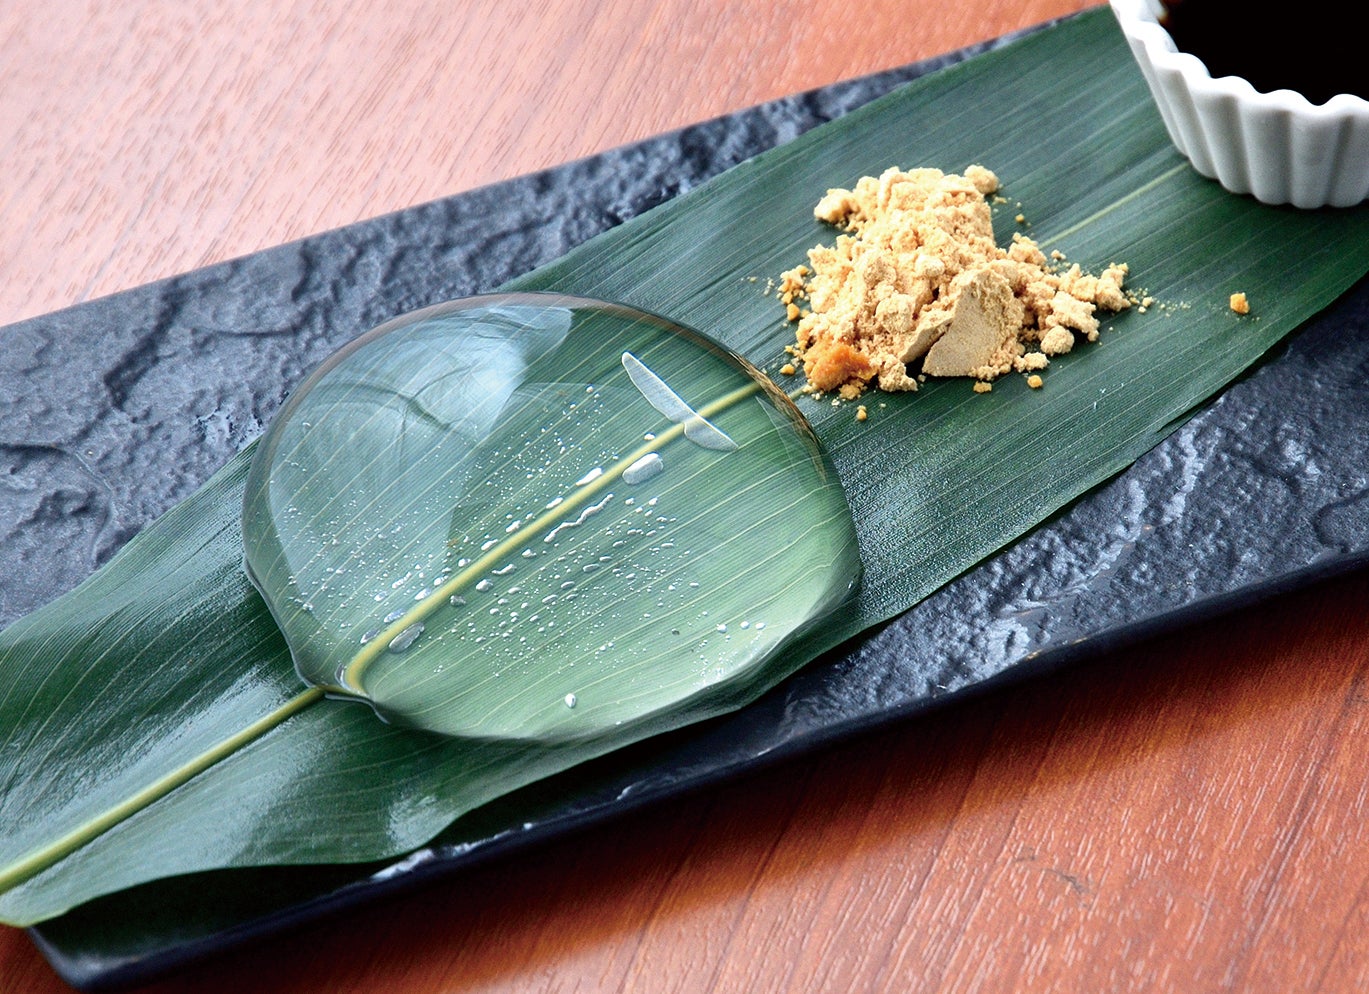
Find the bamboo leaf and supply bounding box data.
[2,8,1368,927]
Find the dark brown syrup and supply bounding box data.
[1159,1,1367,105]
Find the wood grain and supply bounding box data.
[3,2,1367,991]
[0,0,1088,327]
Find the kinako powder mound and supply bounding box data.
[777,165,1136,399]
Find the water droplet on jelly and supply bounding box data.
[388,623,424,653]
[622,452,664,485]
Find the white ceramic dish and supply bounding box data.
[1109,0,1369,208]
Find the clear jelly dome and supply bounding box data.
[242,293,860,742]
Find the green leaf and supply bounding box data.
[2,8,1368,926]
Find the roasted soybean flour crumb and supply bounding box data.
[780,166,1136,399]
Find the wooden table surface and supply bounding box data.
[3,2,1367,991]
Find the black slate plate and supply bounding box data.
[6,16,1368,990]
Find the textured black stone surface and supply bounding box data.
[10,19,1369,990]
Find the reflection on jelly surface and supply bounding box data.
[242,293,860,742]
